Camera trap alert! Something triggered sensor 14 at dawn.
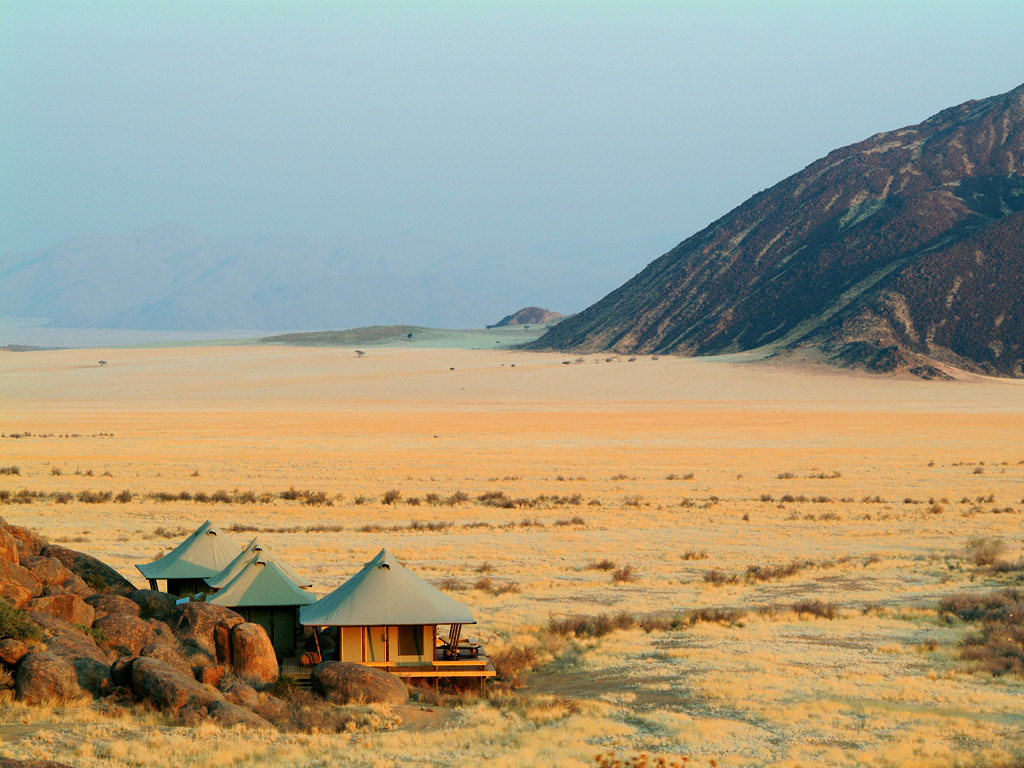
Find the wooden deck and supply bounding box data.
[281,642,496,683]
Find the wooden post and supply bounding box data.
[313,627,323,664]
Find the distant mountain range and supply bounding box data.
[530,83,1024,377]
[0,225,629,332]
[487,307,564,328]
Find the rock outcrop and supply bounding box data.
[229,622,279,686]
[310,661,408,705]
[15,652,85,704]
[38,545,134,595]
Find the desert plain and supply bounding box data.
[1,344,1023,767]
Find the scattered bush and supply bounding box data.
[382,489,402,505]
[612,565,637,583]
[77,490,112,503]
[939,589,1024,676]
[681,549,708,561]
[586,559,616,571]
[115,489,133,503]
[792,600,838,619]
[0,600,43,642]
[0,466,20,475]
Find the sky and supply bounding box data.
[3,0,1024,279]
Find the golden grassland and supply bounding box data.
[1,345,1023,767]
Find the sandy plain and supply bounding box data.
[1,344,1023,767]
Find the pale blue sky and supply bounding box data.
[3,1,1023,265]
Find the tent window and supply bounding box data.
[398,625,423,657]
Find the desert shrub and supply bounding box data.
[585,559,616,571]
[965,537,1009,567]
[236,490,258,504]
[406,497,421,506]
[549,612,638,639]
[612,565,637,583]
[210,489,232,503]
[665,473,694,480]
[267,674,300,698]
[353,495,371,505]
[0,466,20,475]
[745,560,811,582]
[445,491,470,505]
[424,493,441,505]
[474,577,520,596]
[478,490,515,508]
[489,644,538,687]
[939,589,1024,676]
[553,516,585,526]
[819,511,841,521]
[0,601,43,642]
[703,569,740,585]
[777,471,796,479]
[681,549,708,561]
[114,489,133,503]
[437,576,465,591]
[193,491,210,502]
[264,688,400,733]
[408,520,451,532]
[759,493,774,502]
[77,490,112,503]
[53,492,73,504]
[792,600,838,619]
[50,467,62,476]
[474,561,495,573]
[622,495,643,507]
[382,489,402,505]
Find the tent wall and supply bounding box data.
[237,606,298,658]
[166,578,208,597]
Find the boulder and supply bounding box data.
[85,593,140,620]
[6,525,45,560]
[38,545,133,596]
[138,643,193,676]
[127,589,176,619]
[93,613,152,656]
[0,527,19,564]
[15,651,86,704]
[162,602,242,657]
[109,656,134,687]
[207,699,272,729]
[229,622,278,686]
[128,656,223,711]
[220,679,259,709]
[148,619,175,645]
[310,661,408,706]
[26,595,95,627]
[214,616,245,664]
[0,558,42,608]
[70,656,112,697]
[0,638,29,666]
[23,557,92,598]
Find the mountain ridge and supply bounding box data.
[527,83,1024,377]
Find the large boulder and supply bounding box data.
[22,557,91,598]
[93,612,152,656]
[70,656,112,698]
[148,619,175,645]
[162,603,243,657]
[220,678,259,709]
[85,593,140,620]
[310,661,408,706]
[128,656,222,711]
[0,639,29,666]
[127,589,175,619]
[6,525,46,560]
[229,623,278,686]
[138,643,193,677]
[0,527,19,564]
[0,558,42,608]
[38,545,133,596]
[15,651,86,704]
[26,595,95,627]
[214,616,244,664]
[207,699,272,729]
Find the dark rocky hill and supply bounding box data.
[487,307,564,328]
[528,83,1024,377]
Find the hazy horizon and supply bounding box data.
[3,1,1024,330]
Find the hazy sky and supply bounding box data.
[3,1,1024,267]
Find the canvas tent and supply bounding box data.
[205,536,311,590]
[136,520,241,596]
[205,554,316,656]
[300,548,475,667]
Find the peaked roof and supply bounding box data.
[300,548,475,627]
[205,536,311,589]
[136,521,242,580]
[205,555,317,608]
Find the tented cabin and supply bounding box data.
[206,536,311,591]
[205,555,316,658]
[136,521,241,597]
[295,548,495,683]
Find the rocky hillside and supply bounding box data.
[528,83,1024,377]
[487,307,564,328]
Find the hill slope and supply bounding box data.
[528,83,1024,377]
[487,307,564,328]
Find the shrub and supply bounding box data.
[0,601,43,642]
[382,489,402,505]
[681,549,708,561]
[965,537,1008,567]
[0,466,20,475]
[553,516,585,526]
[114,489,133,503]
[585,559,616,571]
[612,565,637,583]
[77,490,112,503]
[703,569,740,585]
[549,612,638,638]
[211,489,232,503]
[792,600,838,619]
[489,645,538,687]
[939,589,1024,676]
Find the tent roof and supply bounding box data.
[136,521,242,580]
[300,549,475,627]
[205,536,311,589]
[206,555,317,608]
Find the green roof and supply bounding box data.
[300,548,475,627]
[205,536,310,589]
[206,555,317,609]
[137,521,242,580]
